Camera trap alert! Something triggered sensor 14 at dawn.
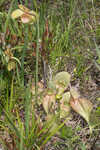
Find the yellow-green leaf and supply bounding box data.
[60,103,70,118]
[54,72,71,88]
[70,97,93,123]
[42,94,55,114]
[18,4,30,13]
[7,61,16,71]
[29,10,39,19]
[11,5,39,24]
[70,86,80,99]
[11,9,24,19]
[60,92,71,118]
[61,92,71,104]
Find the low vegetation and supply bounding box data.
[0,0,100,150]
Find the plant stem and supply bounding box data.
[35,19,39,103]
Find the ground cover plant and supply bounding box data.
[0,0,100,150]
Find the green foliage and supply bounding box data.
[0,83,68,150]
[0,0,100,150]
[93,40,100,71]
[60,126,74,139]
